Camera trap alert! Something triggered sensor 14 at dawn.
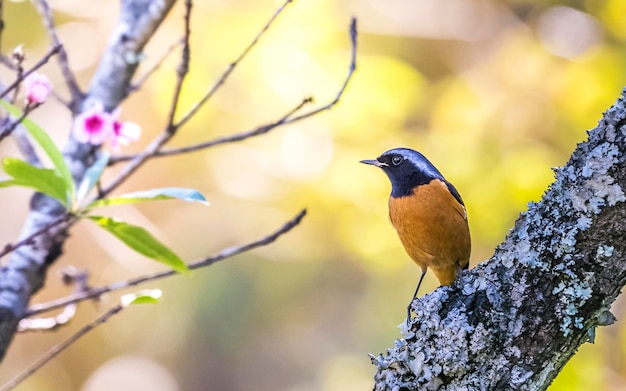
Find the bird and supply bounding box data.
[360,148,471,319]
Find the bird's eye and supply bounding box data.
[391,156,403,166]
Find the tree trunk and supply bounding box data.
[372,89,626,390]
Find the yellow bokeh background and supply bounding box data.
[1,0,626,390]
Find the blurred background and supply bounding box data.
[1,0,626,389]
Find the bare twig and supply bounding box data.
[128,38,184,93]
[24,208,307,317]
[110,97,314,163]
[276,17,357,124]
[165,0,192,131]
[175,0,293,130]
[33,0,82,104]
[108,16,357,165]
[99,0,310,196]
[0,213,73,260]
[1,301,126,391]
[10,48,25,104]
[0,43,61,101]
[17,268,89,332]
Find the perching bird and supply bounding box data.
[360,148,471,319]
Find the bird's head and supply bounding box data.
[360,148,452,199]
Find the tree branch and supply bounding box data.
[165,0,192,131]
[85,0,177,112]
[0,0,177,363]
[109,96,314,163]
[99,0,294,195]
[1,296,130,391]
[174,0,294,130]
[108,16,358,165]
[371,90,626,390]
[0,213,74,260]
[24,208,307,317]
[0,0,352,370]
[128,38,183,94]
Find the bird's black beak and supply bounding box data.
[360,159,387,167]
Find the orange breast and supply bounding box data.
[388,179,471,285]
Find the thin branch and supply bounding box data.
[99,0,303,196]
[175,0,293,130]
[109,97,314,163]
[0,43,61,101]
[32,0,82,104]
[128,38,184,94]
[108,15,357,165]
[0,213,73,260]
[165,0,192,131]
[9,47,24,104]
[276,17,357,124]
[0,301,126,391]
[24,208,307,318]
[98,134,165,198]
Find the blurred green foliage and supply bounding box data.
[2,0,626,390]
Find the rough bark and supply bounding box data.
[0,0,176,361]
[371,90,626,390]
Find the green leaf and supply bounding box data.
[121,289,162,307]
[86,187,209,209]
[88,215,190,274]
[0,99,75,202]
[76,152,110,204]
[1,158,68,205]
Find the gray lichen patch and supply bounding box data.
[568,142,625,214]
[495,112,626,337]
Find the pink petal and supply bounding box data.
[118,122,141,142]
[109,121,141,151]
[72,101,114,145]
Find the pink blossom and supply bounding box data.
[72,102,142,149]
[111,119,141,151]
[24,72,52,105]
[72,102,114,145]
